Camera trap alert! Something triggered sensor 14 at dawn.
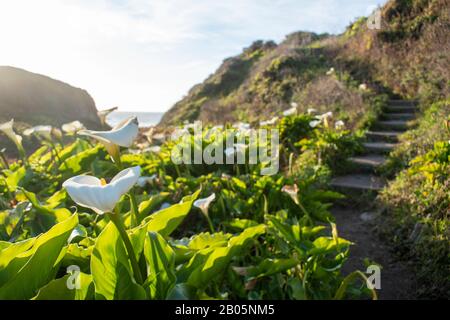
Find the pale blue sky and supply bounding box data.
[0,0,386,112]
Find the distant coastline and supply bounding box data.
[106,111,163,128]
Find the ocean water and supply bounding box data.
[106,111,164,128]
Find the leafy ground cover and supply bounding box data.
[0,112,375,300]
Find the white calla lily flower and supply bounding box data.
[318,111,333,128]
[193,193,216,217]
[0,119,24,153]
[23,125,53,140]
[136,174,157,187]
[79,116,139,162]
[283,107,297,117]
[307,108,318,115]
[326,67,335,75]
[260,117,279,126]
[281,184,299,205]
[335,120,345,129]
[224,143,247,158]
[62,120,85,134]
[291,102,298,108]
[224,147,236,158]
[232,122,251,131]
[309,120,321,128]
[63,166,141,214]
[147,146,161,154]
[318,111,333,119]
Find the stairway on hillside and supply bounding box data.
[330,99,419,299]
[331,99,418,193]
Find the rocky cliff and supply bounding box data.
[0,66,101,128]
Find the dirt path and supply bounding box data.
[332,206,417,299]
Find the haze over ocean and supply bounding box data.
[106,111,163,128]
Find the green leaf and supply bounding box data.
[0,214,78,299]
[224,218,259,230]
[138,193,170,218]
[4,166,28,192]
[237,258,298,279]
[33,272,94,300]
[90,222,146,300]
[309,236,352,255]
[187,232,231,250]
[183,224,266,289]
[143,232,176,299]
[141,190,200,237]
[59,146,105,176]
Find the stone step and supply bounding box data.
[366,131,400,143]
[363,142,396,154]
[381,113,415,121]
[372,120,410,131]
[384,105,417,114]
[330,174,386,191]
[388,100,417,107]
[348,154,386,172]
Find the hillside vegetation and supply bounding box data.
[160,0,448,127]
[160,0,450,298]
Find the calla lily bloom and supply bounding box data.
[136,174,157,187]
[194,193,216,232]
[318,112,333,128]
[63,166,141,214]
[309,120,321,128]
[194,193,216,216]
[326,67,335,75]
[224,143,247,158]
[62,120,85,134]
[335,120,345,130]
[307,108,318,115]
[79,116,139,163]
[147,146,162,154]
[260,117,279,126]
[23,125,53,140]
[359,83,368,91]
[283,107,297,117]
[97,106,118,126]
[281,184,299,205]
[0,119,25,157]
[232,122,251,131]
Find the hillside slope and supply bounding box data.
[0,66,101,127]
[160,0,449,127]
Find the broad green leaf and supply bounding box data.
[0,214,78,299]
[59,146,104,176]
[144,232,176,299]
[309,236,352,255]
[33,272,94,300]
[187,232,231,250]
[224,218,259,230]
[184,224,266,289]
[61,242,93,271]
[236,258,299,279]
[0,238,35,275]
[141,190,200,237]
[138,193,170,218]
[45,189,68,209]
[90,222,146,300]
[4,166,28,192]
